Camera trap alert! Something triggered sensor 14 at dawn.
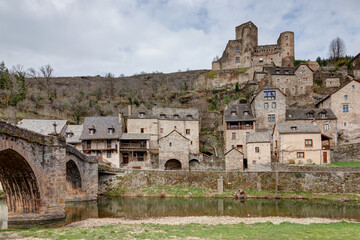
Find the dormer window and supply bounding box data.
[285,70,289,74]
[321,113,326,118]
[139,112,145,118]
[160,114,166,119]
[66,132,73,138]
[243,111,249,116]
[174,114,179,119]
[231,111,237,116]
[89,128,96,135]
[108,128,114,134]
[186,115,192,120]
[291,126,297,131]
[276,70,280,74]
[308,113,314,119]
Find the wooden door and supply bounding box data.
[123,154,129,164]
[323,152,327,164]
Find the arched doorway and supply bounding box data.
[0,149,41,215]
[165,159,182,170]
[189,159,201,170]
[66,160,82,197]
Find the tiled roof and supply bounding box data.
[246,132,271,143]
[275,123,321,134]
[120,133,150,140]
[17,119,68,136]
[79,116,122,140]
[129,104,199,121]
[286,108,337,121]
[65,125,83,144]
[224,104,255,122]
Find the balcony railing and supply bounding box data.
[227,125,254,130]
[120,143,147,150]
[83,144,118,151]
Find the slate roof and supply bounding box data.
[79,116,121,140]
[17,119,68,136]
[65,125,83,144]
[120,133,150,140]
[224,104,255,122]
[129,104,199,121]
[286,108,337,121]
[224,148,244,156]
[264,66,296,75]
[246,132,271,143]
[158,129,190,141]
[275,123,321,134]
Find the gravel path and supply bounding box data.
[66,216,348,228]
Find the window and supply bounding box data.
[141,128,144,133]
[275,140,278,148]
[344,122,347,127]
[264,103,269,109]
[324,124,329,131]
[236,57,240,63]
[107,151,112,158]
[169,142,172,147]
[66,132,73,138]
[235,47,240,53]
[344,95,348,100]
[285,36,288,40]
[297,152,305,158]
[343,105,349,112]
[305,139,313,147]
[107,140,112,148]
[186,115,192,120]
[259,58,263,62]
[86,140,91,149]
[89,128,95,135]
[174,114,179,119]
[264,91,276,100]
[139,112,145,117]
[232,132,236,140]
[160,128,163,133]
[186,129,190,135]
[232,145,235,149]
[268,114,275,122]
[138,152,144,161]
[321,113,326,118]
[308,113,314,119]
[291,126,297,131]
[243,111,249,116]
[231,111,237,116]
[160,114,166,119]
[108,128,114,134]
[303,78,308,82]
[252,160,257,165]
[191,141,193,145]
[352,85,355,89]
[255,147,259,153]
[272,102,276,108]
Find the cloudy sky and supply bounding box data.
[1,0,359,76]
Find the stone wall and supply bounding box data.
[99,168,360,194]
[331,143,360,162]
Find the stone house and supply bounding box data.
[212,21,294,71]
[286,108,337,146]
[126,105,200,170]
[224,148,244,171]
[272,123,331,165]
[64,125,83,150]
[223,104,256,157]
[314,71,342,88]
[349,53,360,79]
[79,116,122,168]
[250,85,286,131]
[17,119,68,136]
[316,80,360,142]
[266,63,314,96]
[246,132,271,170]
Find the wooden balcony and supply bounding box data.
[120,142,147,151]
[227,124,254,130]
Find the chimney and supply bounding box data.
[53,122,58,134]
[128,104,132,116]
[118,113,122,124]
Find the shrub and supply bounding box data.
[224,96,230,104]
[314,78,322,85]
[235,82,240,92]
[204,71,218,79]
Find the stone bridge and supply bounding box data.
[0,120,98,222]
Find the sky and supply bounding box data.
[0,0,359,77]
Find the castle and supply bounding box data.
[212,21,294,71]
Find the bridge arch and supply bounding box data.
[165,159,182,170]
[66,160,82,191]
[189,159,201,171]
[0,145,42,220]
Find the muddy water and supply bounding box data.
[2,197,360,229]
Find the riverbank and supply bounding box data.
[1,219,359,239]
[0,190,3,199]
[104,185,360,202]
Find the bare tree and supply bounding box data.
[39,64,54,99]
[328,37,346,61]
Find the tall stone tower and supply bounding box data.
[277,31,295,67]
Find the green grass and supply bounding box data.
[0,190,3,198]
[2,222,360,239]
[327,161,360,167]
[141,185,211,198]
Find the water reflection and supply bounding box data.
[2,197,360,230]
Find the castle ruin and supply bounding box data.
[212,21,294,71]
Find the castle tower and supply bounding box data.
[277,31,295,67]
[235,21,258,67]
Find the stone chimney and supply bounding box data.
[118,113,122,124]
[53,122,58,134]
[128,104,132,116]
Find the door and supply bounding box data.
[323,152,327,164]
[123,153,129,164]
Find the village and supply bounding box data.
[9,21,360,173]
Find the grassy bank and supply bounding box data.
[105,185,360,202]
[327,161,360,167]
[0,190,3,199]
[1,222,360,239]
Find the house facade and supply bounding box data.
[316,80,360,142]
[79,116,122,168]
[225,148,244,171]
[251,85,286,131]
[223,104,256,157]
[272,123,331,165]
[286,108,337,146]
[64,125,83,150]
[246,132,271,170]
